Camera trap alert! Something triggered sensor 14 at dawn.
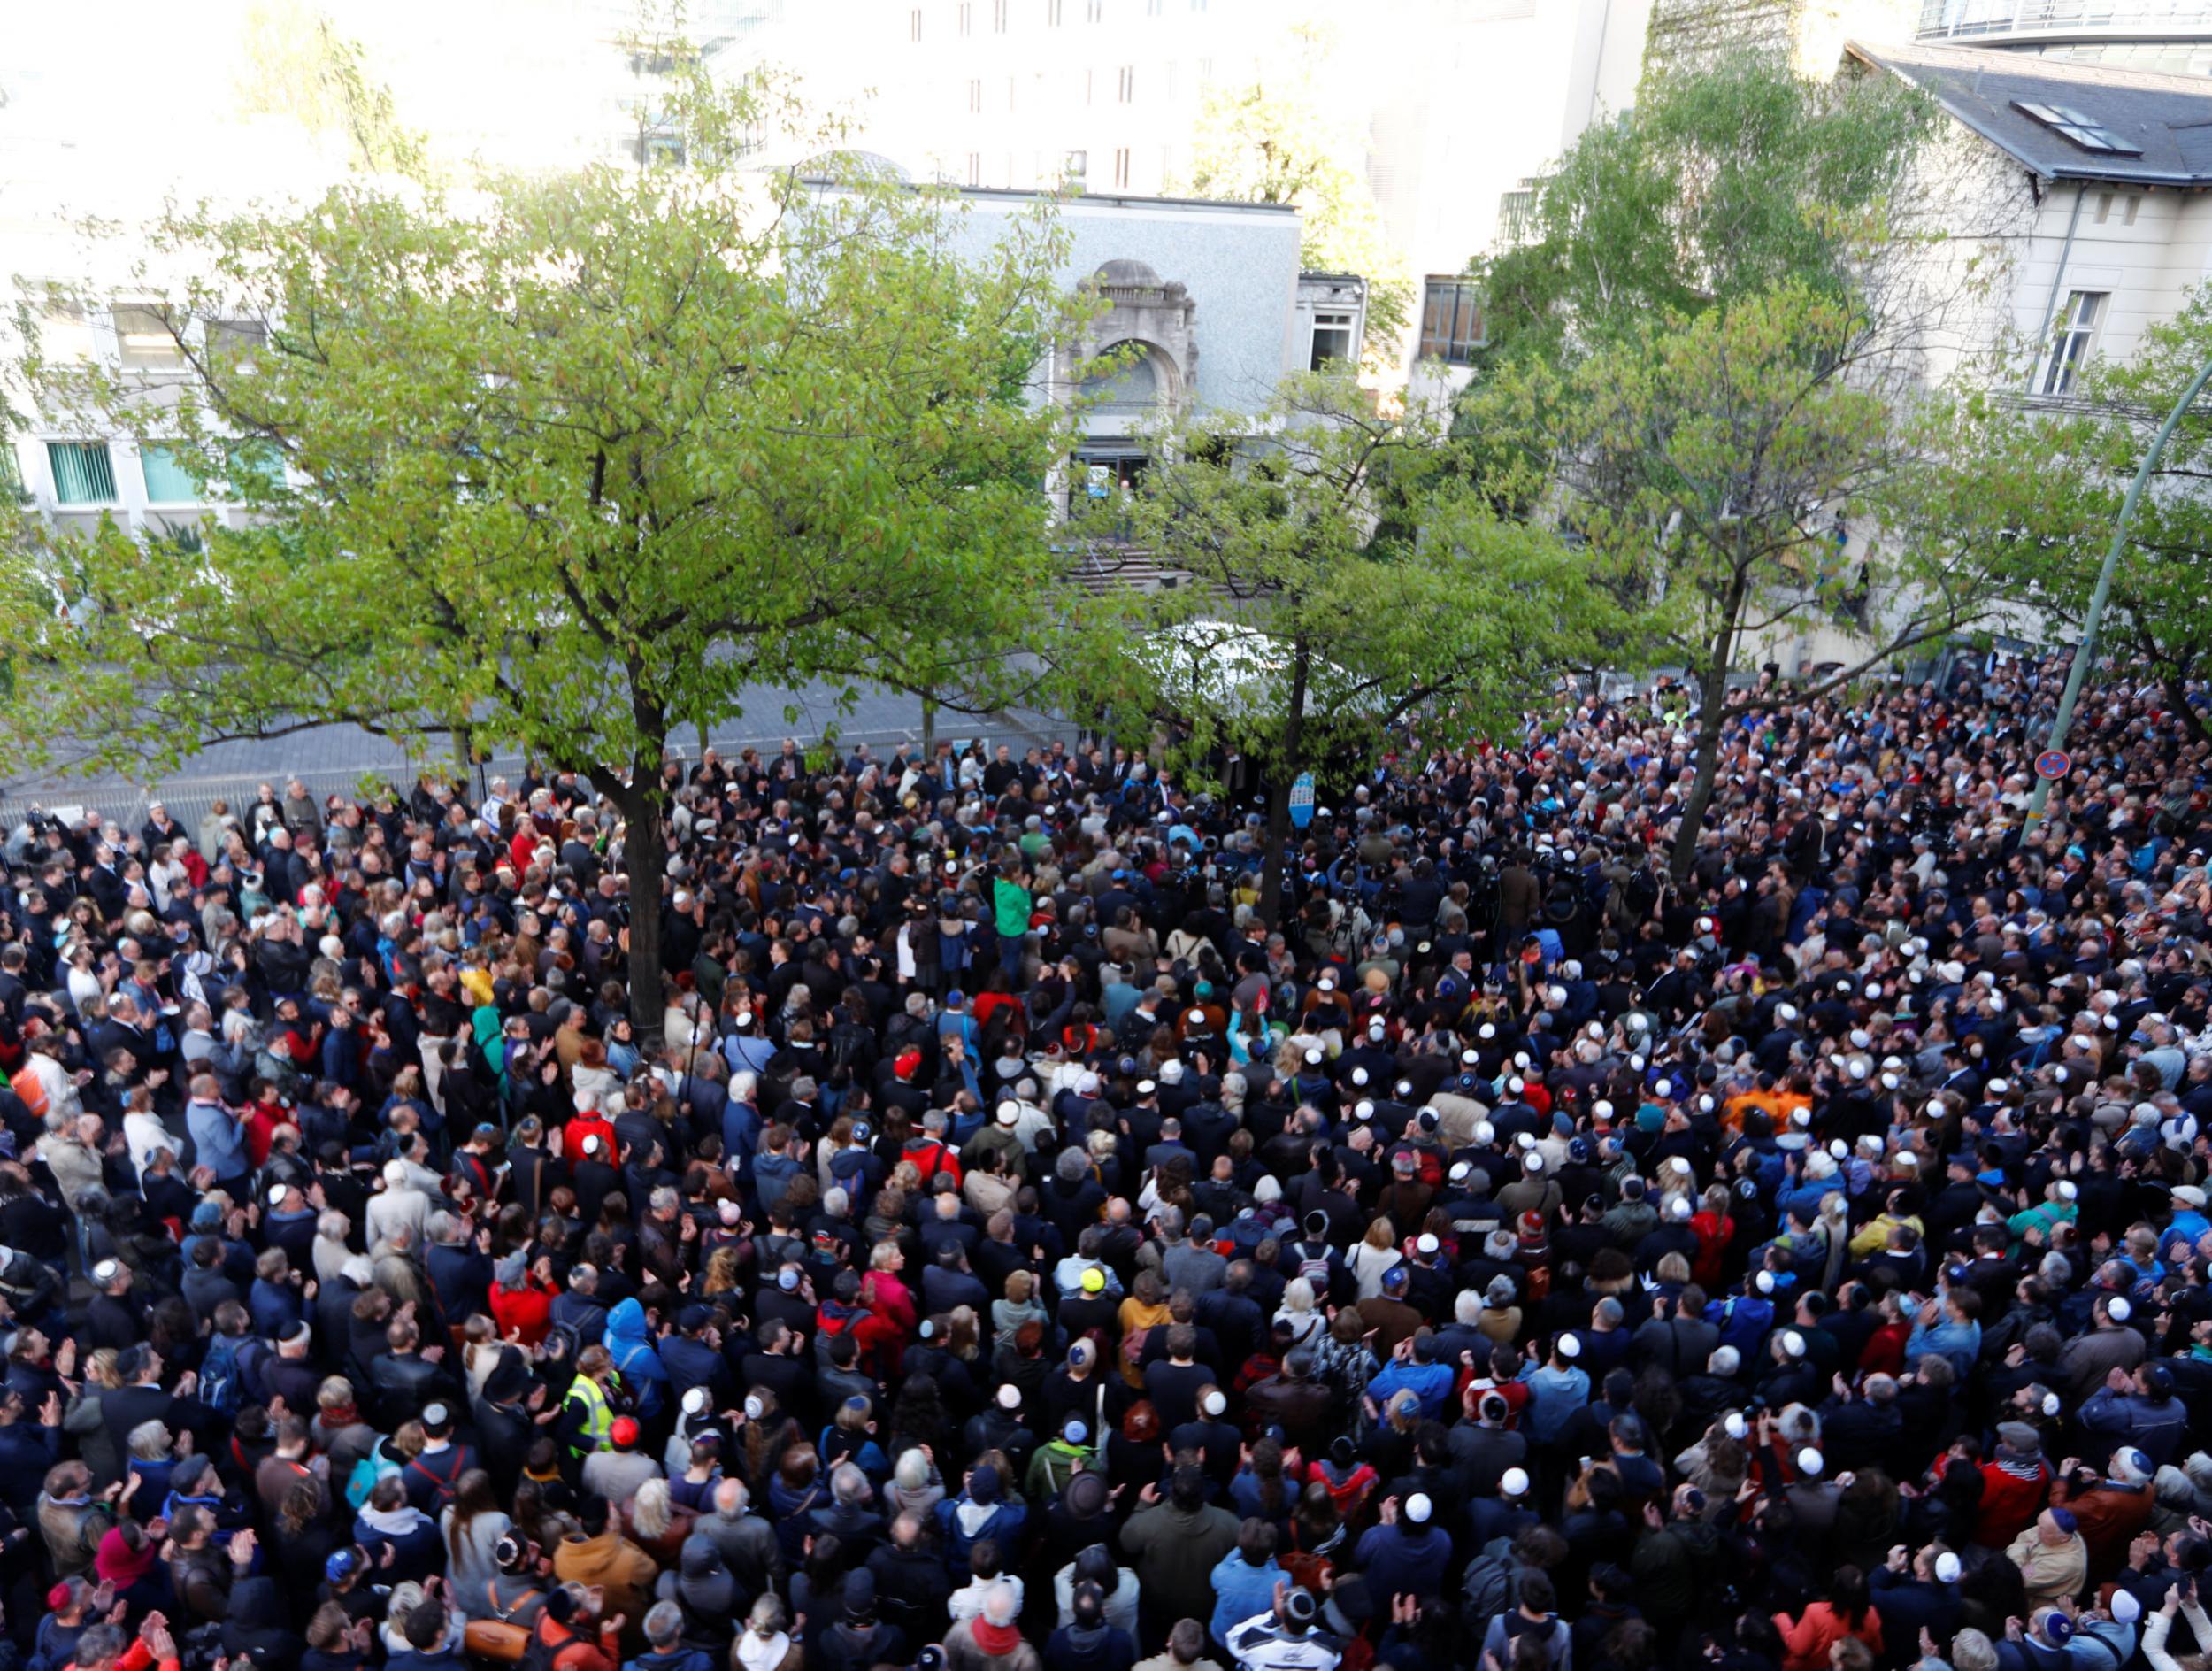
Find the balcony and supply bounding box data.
[1917,0,2212,40]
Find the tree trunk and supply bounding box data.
[619,783,669,1051]
[2164,673,2209,748]
[1259,636,1311,932]
[1667,568,1751,887]
[1668,666,1728,887]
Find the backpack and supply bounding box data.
[198,1332,245,1415]
[344,1449,402,1510]
[1291,1241,1333,1290]
[1119,1325,1153,1382]
[518,1623,594,1671]
[1463,1538,1520,1621]
[405,1447,465,1511]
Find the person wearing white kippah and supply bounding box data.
[2056,1292,2147,1402]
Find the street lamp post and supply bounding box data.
[2026,349,2212,828]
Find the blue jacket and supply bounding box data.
[1903,1315,1981,1377]
[1367,1359,1455,1422]
[187,1098,249,1181]
[1518,1362,1592,1444]
[1210,1552,1286,1648]
[2079,1386,2191,1465]
[604,1298,670,1419]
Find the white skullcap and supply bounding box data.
[1202,1390,1227,1416]
[1669,1197,1692,1221]
[997,1383,1022,1410]
[1829,1139,1849,1159]
[1406,1491,1432,1523]
[1594,1100,1613,1120]
[1556,1331,1580,1358]
[1988,1078,2010,1095]
[1934,1552,1962,1583]
[1350,1067,1369,1086]
[1778,1004,1799,1023]
[1509,1076,1525,1095]
[1517,1131,1538,1150]
[2108,1296,2133,1321]
[1782,1329,1806,1358]
[1755,1271,1776,1294]
[1464,1047,1482,1063]
[1501,1467,1532,1496]
[1525,1152,1546,1173]
[1797,1447,1824,1476]
[1474,1121,1495,1146]
[1356,1100,1376,1120]
[2056,1181,2078,1201]
[2113,1590,2143,1624]
[1304,1048,1323,1066]
[1724,1412,1749,1439]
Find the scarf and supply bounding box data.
[972,1616,1022,1655]
[359,1503,424,1536]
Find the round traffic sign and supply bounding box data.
[2034,749,2071,782]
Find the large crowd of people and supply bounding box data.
[0,650,2205,1671]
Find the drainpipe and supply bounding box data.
[2026,179,2088,394]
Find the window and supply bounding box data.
[0,445,26,505]
[1199,57,1212,81]
[1417,278,1484,366]
[959,2,972,32]
[1007,74,1016,110]
[2040,289,2107,396]
[205,319,267,373]
[1113,147,1131,189]
[37,301,94,363]
[140,443,204,503]
[46,441,117,504]
[1087,0,1103,17]
[967,151,982,185]
[968,79,983,112]
[994,0,1007,27]
[910,7,923,40]
[1499,178,1545,246]
[1065,149,1088,181]
[2094,191,2113,223]
[1118,65,1134,101]
[1048,0,1063,20]
[1087,68,1094,103]
[2013,101,2141,156]
[1310,310,1356,370]
[112,304,183,371]
[1148,0,1162,12]
[2125,195,2142,225]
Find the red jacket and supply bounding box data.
[1975,1454,2052,1548]
[490,1277,556,1346]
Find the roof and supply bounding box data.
[1847,38,2212,185]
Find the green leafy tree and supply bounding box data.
[1478,282,2004,882]
[2,73,1079,1043]
[1962,288,2212,747]
[1179,24,1412,370]
[1473,50,1940,372]
[1077,370,1611,927]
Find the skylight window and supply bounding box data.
[2013,101,2143,157]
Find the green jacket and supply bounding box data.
[992,876,1032,939]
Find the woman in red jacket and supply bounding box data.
[488,1254,557,1346]
[1773,1566,1884,1671]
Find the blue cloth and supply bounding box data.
[1367,1359,1455,1422]
[187,1098,248,1182]
[1517,1362,1591,1444]
[604,1297,669,1419]
[1209,1552,1286,1648]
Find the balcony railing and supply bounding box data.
[1918,0,2212,38]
